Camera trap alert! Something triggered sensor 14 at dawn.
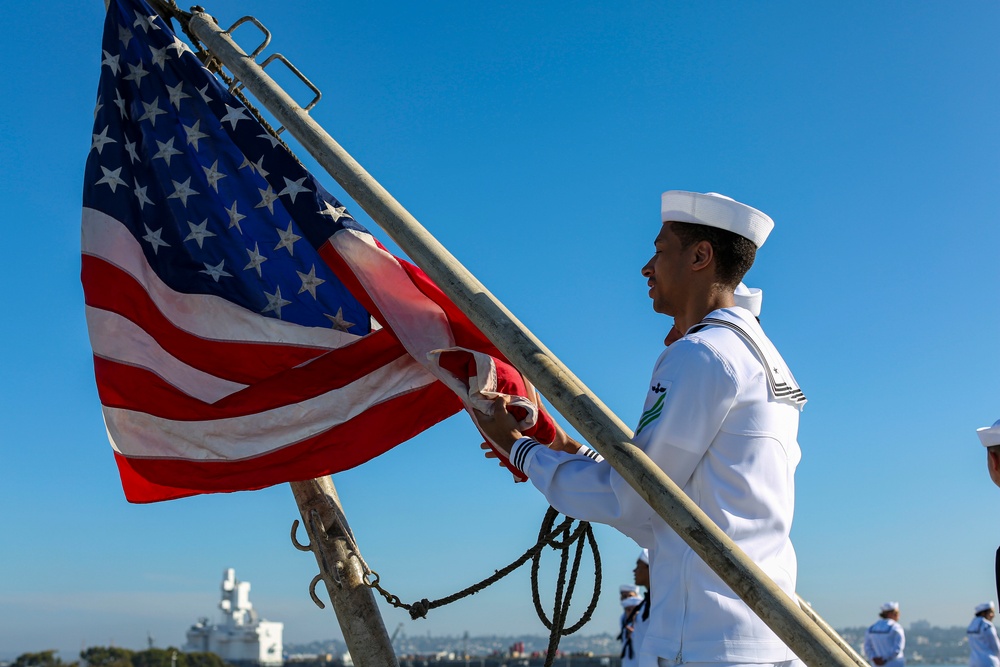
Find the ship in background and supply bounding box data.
[184,569,283,666]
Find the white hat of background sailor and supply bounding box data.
[881,602,900,613]
[621,596,644,609]
[978,419,1000,447]
[638,548,649,565]
[976,602,996,614]
[734,282,763,317]
[661,190,774,248]
[620,584,640,594]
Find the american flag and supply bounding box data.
[83,0,553,502]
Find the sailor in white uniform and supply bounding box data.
[979,420,1000,489]
[620,549,652,667]
[474,191,805,667]
[977,421,1000,606]
[864,602,905,667]
[969,602,1000,667]
[620,583,645,667]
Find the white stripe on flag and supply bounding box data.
[87,305,249,403]
[103,354,438,459]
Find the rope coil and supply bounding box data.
[363,507,601,666]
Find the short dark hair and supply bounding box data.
[670,221,756,288]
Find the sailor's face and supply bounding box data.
[642,223,688,315]
[633,559,650,588]
[988,450,1000,489]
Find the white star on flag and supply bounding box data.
[220,104,249,129]
[325,308,356,332]
[319,200,350,221]
[202,160,226,192]
[124,61,149,84]
[141,224,171,254]
[261,285,292,318]
[167,35,189,56]
[258,132,281,148]
[96,166,127,193]
[153,137,183,166]
[133,10,160,33]
[113,89,128,119]
[124,139,140,164]
[184,219,217,248]
[166,81,190,109]
[118,24,133,46]
[138,97,168,126]
[199,260,231,282]
[149,45,169,70]
[102,50,121,74]
[256,185,279,214]
[279,176,312,204]
[167,177,199,206]
[274,222,302,255]
[133,179,155,210]
[226,201,246,233]
[183,120,209,150]
[91,126,116,154]
[296,265,326,298]
[243,242,267,276]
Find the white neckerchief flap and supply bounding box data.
[687,309,806,409]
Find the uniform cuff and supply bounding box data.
[509,437,543,475]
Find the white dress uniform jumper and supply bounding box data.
[507,307,805,666]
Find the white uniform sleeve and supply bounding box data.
[507,336,738,546]
[988,622,1000,654]
[510,443,655,546]
[631,337,739,489]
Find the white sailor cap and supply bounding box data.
[976,602,996,614]
[661,191,774,248]
[978,419,1000,447]
[880,602,900,613]
[620,584,640,594]
[734,282,763,317]
[638,548,649,565]
[621,596,644,609]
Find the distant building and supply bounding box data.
[184,568,283,666]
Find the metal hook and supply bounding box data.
[290,519,312,552]
[223,16,272,61]
[308,573,325,609]
[260,53,323,111]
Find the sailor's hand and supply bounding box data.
[873,658,886,666]
[472,395,522,456]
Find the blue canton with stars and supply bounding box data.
[84,0,371,333]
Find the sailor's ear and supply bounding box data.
[689,239,714,271]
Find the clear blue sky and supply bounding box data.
[2,0,998,660]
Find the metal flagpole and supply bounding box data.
[185,9,856,666]
[289,478,400,667]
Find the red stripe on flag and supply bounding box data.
[92,326,408,418]
[83,255,329,384]
[113,380,461,502]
